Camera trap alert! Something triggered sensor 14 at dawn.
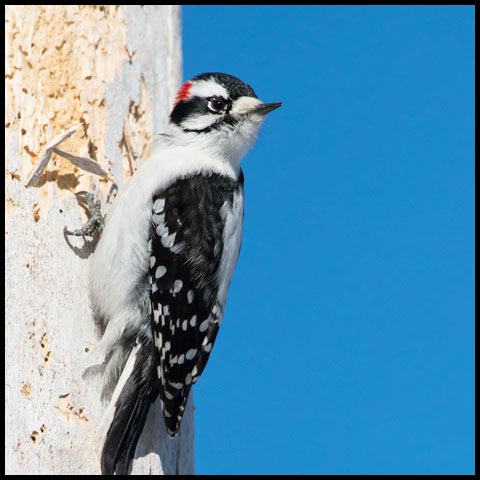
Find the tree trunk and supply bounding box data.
[5,5,194,475]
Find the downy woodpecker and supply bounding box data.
[89,72,281,474]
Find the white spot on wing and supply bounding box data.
[150,256,156,268]
[155,265,167,278]
[153,198,165,213]
[152,213,165,225]
[156,223,169,236]
[186,348,197,360]
[173,279,183,293]
[190,315,197,327]
[199,318,210,332]
[161,232,176,248]
[169,381,183,390]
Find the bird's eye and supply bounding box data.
[208,97,227,113]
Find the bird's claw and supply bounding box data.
[64,191,105,237]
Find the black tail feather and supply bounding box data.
[101,340,158,475]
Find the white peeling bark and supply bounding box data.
[5,5,194,475]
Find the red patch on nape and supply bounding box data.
[174,81,193,105]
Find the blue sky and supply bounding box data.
[181,6,474,475]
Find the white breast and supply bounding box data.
[216,188,244,318]
[88,143,239,364]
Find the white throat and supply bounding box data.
[164,115,263,174]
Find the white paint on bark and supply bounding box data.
[5,5,193,475]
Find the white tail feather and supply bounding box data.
[96,340,142,451]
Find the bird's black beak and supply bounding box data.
[252,102,282,115]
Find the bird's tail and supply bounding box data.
[99,337,158,475]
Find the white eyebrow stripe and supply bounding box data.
[190,79,229,99]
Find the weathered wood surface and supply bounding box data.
[5,5,194,474]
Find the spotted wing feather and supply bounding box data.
[149,172,243,435]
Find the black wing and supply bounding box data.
[149,171,243,435]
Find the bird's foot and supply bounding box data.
[64,191,105,237]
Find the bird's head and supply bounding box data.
[168,72,281,167]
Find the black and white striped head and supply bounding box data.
[169,72,281,165]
